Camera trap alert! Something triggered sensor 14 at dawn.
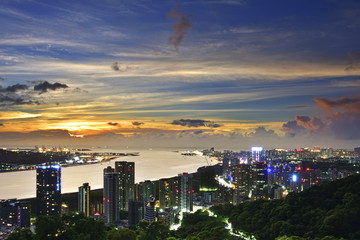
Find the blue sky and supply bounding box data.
[0,0,359,149]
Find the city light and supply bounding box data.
[251,147,263,152]
[36,165,61,170]
[229,175,233,182]
[292,174,298,182]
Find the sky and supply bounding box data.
[0,0,359,150]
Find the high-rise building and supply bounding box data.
[78,183,90,216]
[250,162,268,200]
[115,161,135,212]
[251,146,263,163]
[222,157,230,177]
[128,200,144,226]
[178,173,193,212]
[159,178,173,209]
[0,199,30,228]
[137,180,155,202]
[142,180,155,202]
[171,177,179,210]
[103,166,120,224]
[233,164,252,205]
[36,164,61,216]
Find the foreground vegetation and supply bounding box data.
[8,211,236,240]
[212,174,360,240]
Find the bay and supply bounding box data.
[0,149,212,200]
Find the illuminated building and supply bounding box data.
[178,173,193,212]
[61,203,69,216]
[198,165,220,204]
[144,197,156,222]
[290,173,300,192]
[115,161,135,212]
[158,208,175,225]
[103,166,120,224]
[171,177,180,209]
[222,155,230,177]
[159,178,173,209]
[78,183,90,216]
[90,201,103,216]
[0,200,30,228]
[251,146,263,162]
[250,162,268,200]
[36,164,61,216]
[233,164,252,205]
[296,166,319,191]
[141,180,155,202]
[273,186,285,199]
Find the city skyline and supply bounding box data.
[0,0,359,149]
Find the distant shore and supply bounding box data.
[0,151,139,173]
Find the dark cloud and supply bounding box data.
[0,94,41,106]
[282,120,306,133]
[107,122,120,126]
[327,112,360,140]
[111,62,132,72]
[314,95,360,112]
[313,95,360,140]
[345,51,360,71]
[33,81,68,94]
[193,130,204,135]
[132,121,144,126]
[167,5,192,50]
[0,80,73,106]
[247,126,278,138]
[295,115,325,130]
[171,119,221,128]
[2,84,29,93]
[287,105,306,109]
[282,115,325,137]
[0,123,3,127]
[283,95,360,140]
[0,77,5,81]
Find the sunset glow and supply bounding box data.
[0,0,359,149]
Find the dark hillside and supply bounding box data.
[212,174,360,240]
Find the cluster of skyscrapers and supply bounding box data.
[30,160,195,226]
[1,145,358,230]
[217,146,360,205]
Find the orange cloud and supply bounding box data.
[314,95,360,112]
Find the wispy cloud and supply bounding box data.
[345,51,360,71]
[287,106,306,109]
[0,111,41,120]
[0,36,95,50]
[111,62,132,72]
